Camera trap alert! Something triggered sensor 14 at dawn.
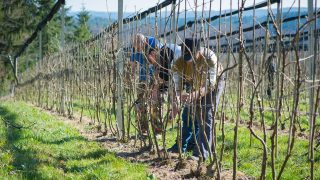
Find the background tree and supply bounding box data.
[0,0,38,95]
[0,0,74,95]
[73,7,91,43]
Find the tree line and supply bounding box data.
[0,0,91,95]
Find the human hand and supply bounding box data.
[169,102,180,119]
[180,93,190,104]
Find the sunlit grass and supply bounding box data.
[72,96,319,179]
[2,99,318,179]
[160,116,319,179]
[0,100,147,179]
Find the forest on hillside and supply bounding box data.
[0,1,92,95]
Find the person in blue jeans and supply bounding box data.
[130,33,162,132]
[168,78,225,157]
[168,38,225,161]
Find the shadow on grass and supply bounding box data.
[37,136,87,145]
[94,136,153,158]
[116,146,151,159]
[64,159,112,173]
[0,105,113,178]
[0,105,42,178]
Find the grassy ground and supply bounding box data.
[214,125,320,179]
[72,99,320,179]
[160,122,320,179]
[1,100,318,179]
[0,100,147,179]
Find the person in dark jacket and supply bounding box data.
[168,38,225,161]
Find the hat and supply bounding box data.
[180,38,200,61]
[183,54,193,62]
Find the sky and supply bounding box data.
[66,0,311,13]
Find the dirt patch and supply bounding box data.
[220,170,251,180]
[0,94,13,101]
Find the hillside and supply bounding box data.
[70,7,313,35]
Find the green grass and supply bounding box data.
[72,99,319,179]
[0,100,147,179]
[3,98,318,179]
[161,120,320,179]
[216,125,320,179]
